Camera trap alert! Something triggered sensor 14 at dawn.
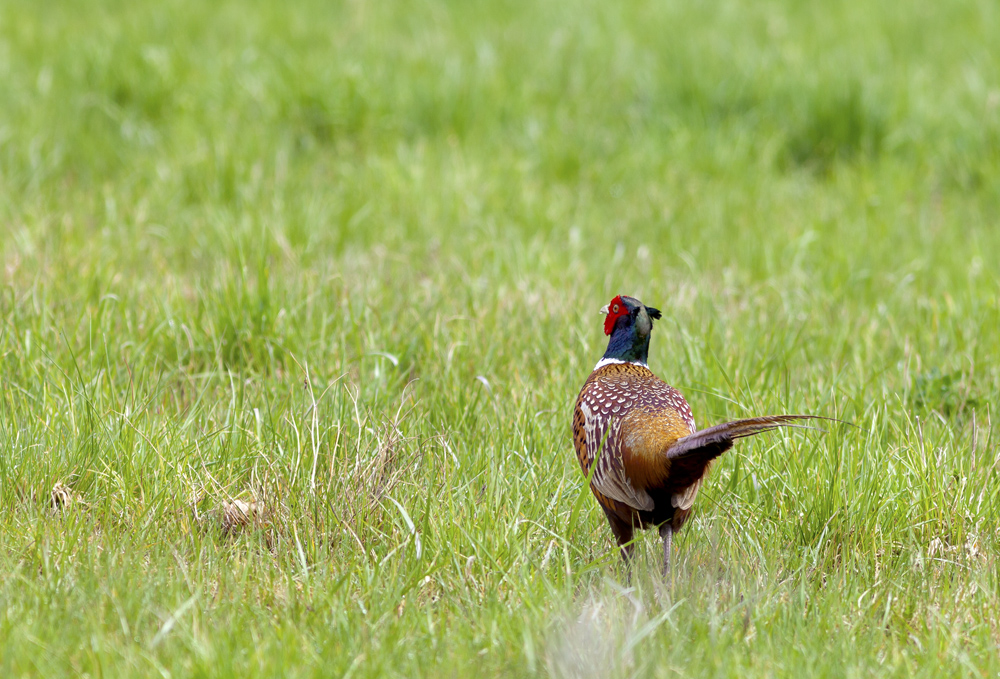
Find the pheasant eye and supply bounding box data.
[612,304,620,313]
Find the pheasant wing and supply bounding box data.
[579,402,655,512]
[591,448,655,512]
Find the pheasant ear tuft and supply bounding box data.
[646,306,662,320]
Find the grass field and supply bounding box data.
[2,0,1000,676]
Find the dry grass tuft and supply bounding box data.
[927,533,984,563]
[220,499,266,534]
[50,482,76,511]
[546,594,640,679]
[340,418,419,532]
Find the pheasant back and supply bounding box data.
[572,360,703,533]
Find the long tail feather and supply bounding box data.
[667,415,831,461]
[658,415,832,493]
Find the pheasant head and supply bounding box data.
[599,295,662,365]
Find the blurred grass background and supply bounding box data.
[1,0,999,676]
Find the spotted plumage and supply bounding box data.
[572,295,823,576]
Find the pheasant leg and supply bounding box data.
[604,510,636,567]
[659,523,673,577]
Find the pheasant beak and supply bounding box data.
[599,304,609,315]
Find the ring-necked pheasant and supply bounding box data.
[572,295,821,576]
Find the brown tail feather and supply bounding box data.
[659,415,830,492]
[667,415,828,462]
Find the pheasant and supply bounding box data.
[572,295,821,576]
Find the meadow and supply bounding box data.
[1,0,999,676]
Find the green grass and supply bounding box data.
[2,0,1000,675]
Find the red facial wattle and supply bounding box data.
[604,296,627,336]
